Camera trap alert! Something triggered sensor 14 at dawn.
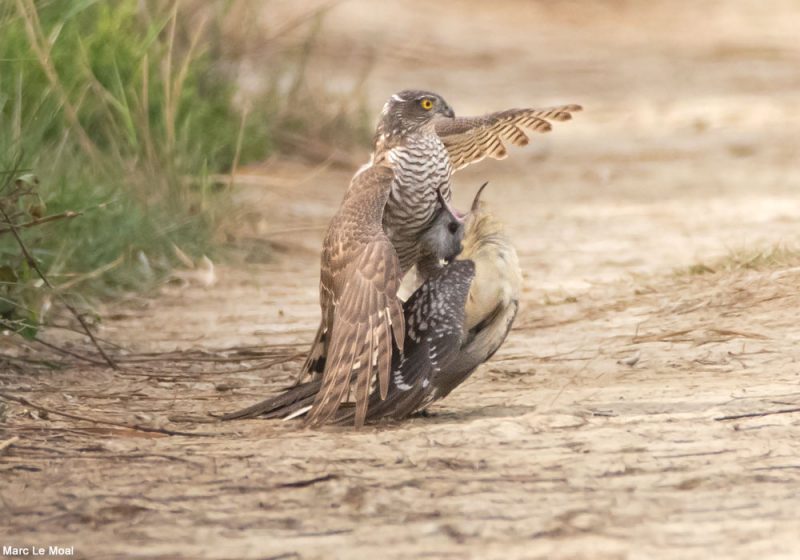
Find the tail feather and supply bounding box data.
[218,379,321,420]
[266,396,315,420]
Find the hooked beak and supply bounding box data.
[440,103,455,119]
[436,186,466,223]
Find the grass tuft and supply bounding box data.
[0,0,369,340]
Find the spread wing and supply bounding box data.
[306,238,405,427]
[435,104,582,171]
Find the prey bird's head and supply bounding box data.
[419,186,466,268]
[377,90,455,142]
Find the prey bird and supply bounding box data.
[301,90,580,392]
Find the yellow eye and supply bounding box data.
[420,98,433,110]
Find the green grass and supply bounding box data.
[0,0,369,340]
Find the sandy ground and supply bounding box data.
[3,1,800,558]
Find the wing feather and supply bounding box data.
[364,261,476,421]
[354,315,374,426]
[435,104,582,171]
[306,239,404,427]
[435,300,519,401]
[377,311,393,399]
[308,316,364,425]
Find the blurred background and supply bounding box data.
[3,3,800,557]
[2,0,799,346]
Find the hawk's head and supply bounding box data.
[377,90,455,141]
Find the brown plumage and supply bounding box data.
[297,92,456,385]
[223,91,578,427]
[304,163,405,428]
[435,105,582,171]
[219,184,520,424]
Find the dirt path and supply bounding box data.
[3,1,800,558]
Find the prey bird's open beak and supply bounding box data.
[436,186,466,223]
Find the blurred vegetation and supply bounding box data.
[0,0,371,341]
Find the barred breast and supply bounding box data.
[383,133,453,273]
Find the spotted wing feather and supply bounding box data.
[433,299,518,402]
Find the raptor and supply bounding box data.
[302,160,407,428]
[301,90,580,392]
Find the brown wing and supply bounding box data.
[435,104,582,171]
[297,205,365,382]
[305,238,405,428]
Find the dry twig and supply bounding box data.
[0,392,214,437]
[0,200,117,369]
[0,210,82,235]
[0,436,20,453]
[715,407,800,422]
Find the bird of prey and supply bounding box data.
[382,90,580,275]
[220,183,522,424]
[293,93,485,427]
[300,161,406,428]
[300,90,580,389]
